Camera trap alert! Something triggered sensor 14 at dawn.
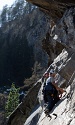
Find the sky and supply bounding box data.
[0,0,15,10]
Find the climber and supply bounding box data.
[42,72,49,103]
[44,69,65,114]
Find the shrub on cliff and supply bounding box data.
[5,83,20,117]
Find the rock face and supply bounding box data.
[7,47,75,125]
[2,1,75,125]
[0,93,7,125]
[24,49,75,125]
[22,5,75,125]
[5,1,75,125]
[31,85,75,125]
[27,0,75,20]
[0,93,7,110]
[55,7,75,49]
[25,9,50,68]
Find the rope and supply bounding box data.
[67,71,75,86]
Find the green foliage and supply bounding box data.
[5,83,20,117]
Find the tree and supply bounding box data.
[11,0,25,19]
[5,83,20,117]
[23,2,36,14]
[1,5,8,25]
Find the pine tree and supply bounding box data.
[5,83,20,117]
[1,5,8,25]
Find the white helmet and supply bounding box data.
[50,69,55,74]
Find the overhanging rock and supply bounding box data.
[27,0,75,20]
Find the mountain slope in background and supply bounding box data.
[0,6,49,86]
